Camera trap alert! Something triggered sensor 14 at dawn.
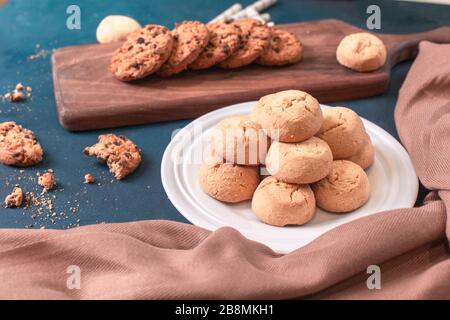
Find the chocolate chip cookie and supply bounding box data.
[158,21,210,77]
[84,134,141,180]
[110,24,173,81]
[219,18,270,69]
[256,28,302,66]
[189,22,241,70]
[0,121,43,167]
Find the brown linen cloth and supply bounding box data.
[0,42,449,300]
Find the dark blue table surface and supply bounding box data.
[0,0,449,229]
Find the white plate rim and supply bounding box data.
[161,101,419,253]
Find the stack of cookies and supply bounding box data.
[199,90,374,227]
[110,18,302,81]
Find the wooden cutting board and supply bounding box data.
[52,19,450,131]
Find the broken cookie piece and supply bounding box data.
[0,121,43,167]
[38,170,55,190]
[83,134,141,180]
[5,186,23,208]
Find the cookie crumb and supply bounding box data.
[38,171,55,190]
[5,186,23,208]
[15,83,24,91]
[84,173,94,184]
[10,90,25,102]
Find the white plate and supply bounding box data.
[161,102,418,253]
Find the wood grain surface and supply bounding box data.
[51,19,450,131]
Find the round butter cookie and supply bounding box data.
[96,15,142,44]
[346,132,374,170]
[199,155,260,203]
[311,160,370,213]
[336,32,387,72]
[250,90,323,142]
[265,137,332,184]
[316,107,366,159]
[252,176,316,227]
[210,116,270,166]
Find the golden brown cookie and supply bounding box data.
[256,28,302,66]
[110,24,173,81]
[346,132,375,170]
[210,116,270,166]
[190,22,241,70]
[198,155,260,203]
[252,176,316,227]
[219,18,270,69]
[251,90,323,142]
[311,160,370,213]
[84,134,142,180]
[336,32,387,72]
[0,121,43,167]
[316,107,366,159]
[265,137,333,184]
[158,21,210,77]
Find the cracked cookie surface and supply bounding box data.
[311,160,370,213]
[252,176,316,227]
[158,21,209,77]
[84,134,142,180]
[336,32,386,72]
[110,24,173,81]
[250,90,323,142]
[257,28,302,66]
[198,153,259,203]
[0,121,43,167]
[219,18,270,69]
[316,107,366,159]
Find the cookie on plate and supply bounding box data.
[252,176,316,227]
[210,116,270,166]
[311,160,370,213]
[265,137,333,184]
[190,22,242,70]
[219,18,270,69]
[199,154,260,203]
[346,132,374,170]
[110,24,173,81]
[0,121,43,167]
[336,32,387,72]
[250,90,323,142]
[316,107,366,159]
[84,134,142,180]
[158,21,209,77]
[256,28,302,66]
